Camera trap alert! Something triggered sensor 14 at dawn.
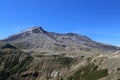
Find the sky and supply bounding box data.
[0,0,120,46]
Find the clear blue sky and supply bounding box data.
[0,0,120,46]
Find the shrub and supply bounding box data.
[67,64,108,80]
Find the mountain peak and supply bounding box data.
[23,26,46,33]
[18,26,46,35]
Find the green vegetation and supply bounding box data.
[8,56,33,74]
[0,49,33,80]
[67,64,108,80]
[56,57,75,67]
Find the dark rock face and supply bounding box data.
[31,27,46,33]
[1,43,17,49]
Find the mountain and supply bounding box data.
[2,26,120,56]
[1,26,120,80]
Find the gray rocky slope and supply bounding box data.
[2,26,120,56]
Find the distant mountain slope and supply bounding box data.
[2,26,120,55]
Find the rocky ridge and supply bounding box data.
[3,26,120,56]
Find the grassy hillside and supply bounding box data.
[0,48,33,80]
[67,64,108,80]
